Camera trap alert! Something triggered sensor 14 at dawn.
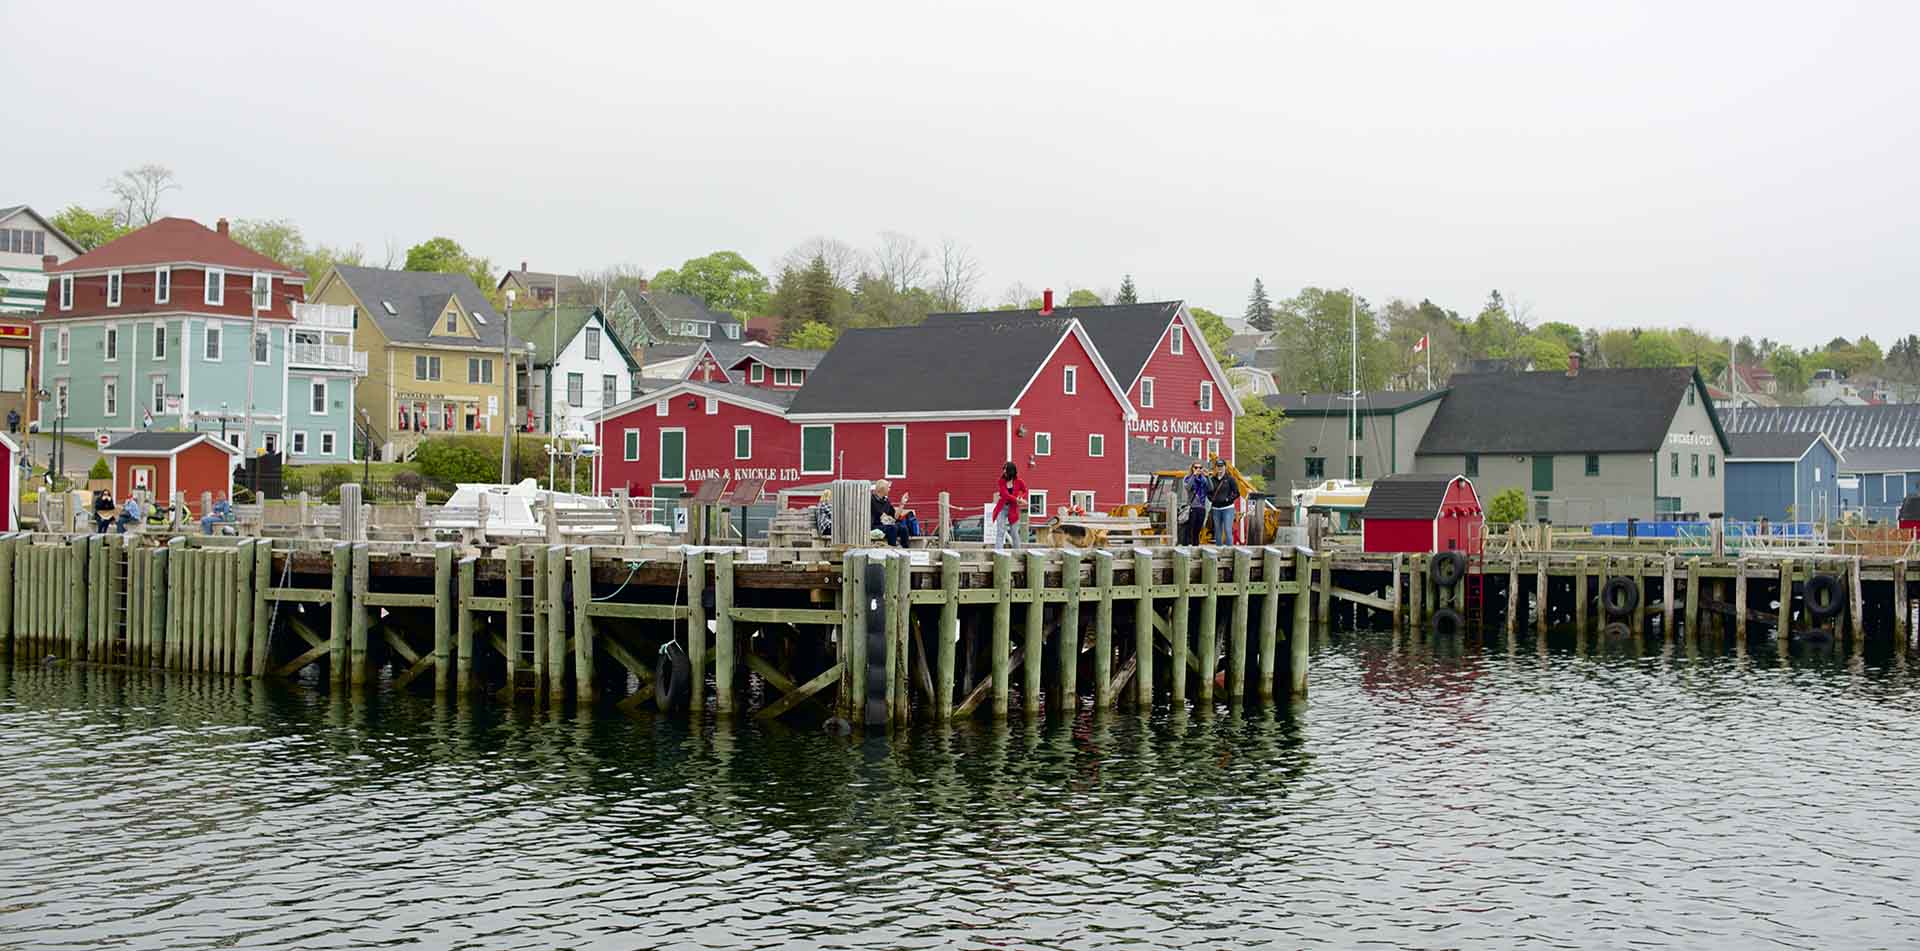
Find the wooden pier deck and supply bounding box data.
[4,534,1912,726]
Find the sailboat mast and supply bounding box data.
[1349,289,1358,480]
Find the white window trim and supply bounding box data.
[56,328,70,365]
[800,424,835,476]
[884,424,907,479]
[1027,489,1047,520]
[659,427,687,482]
[205,268,225,306]
[58,275,73,310]
[1199,381,1214,412]
[749,363,764,383]
[1063,365,1077,395]
[102,379,117,417]
[1089,433,1105,457]
[1034,431,1052,456]
[793,370,805,385]
[1170,324,1184,355]
[103,325,118,362]
[1071,490,1096,511]
[1140,377,1155,408]
[310,379,328,415]
[253,328,271,366]
[204,323,223,362]
[585,327,601,360]
[291,430,309,455]
[154,266,170,304]
[1206,438,1221,460]
[252,273,272,311]
[320,431,337,455]
[623,429,640,462]
[734,425,752,460]
[152,320,167,359]
[150,376,166,413]
[263,432,279,454]
[655,399,669,417]
[704,397,719,415]
[106,269,123,308]
[946,432,971,461]
[775,367,791,386]
[567,372,585,408]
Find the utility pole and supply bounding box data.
[501,289,516,481]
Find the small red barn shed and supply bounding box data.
[1361,473,1483,554]
[103,432,240,516]
[0,432,20,531]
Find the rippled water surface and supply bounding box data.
[5,631,1920,950]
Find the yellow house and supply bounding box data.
[309,265,516,457]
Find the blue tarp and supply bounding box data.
[1589,520,1817,538]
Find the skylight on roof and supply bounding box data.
[382,301,397,316]
[473,314,488,325]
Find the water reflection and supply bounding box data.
[3,628,1919,949]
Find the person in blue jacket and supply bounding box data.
[1181,462,1211,545]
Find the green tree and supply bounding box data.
[1533,321,1583,353]
[49,205,129,251]
[1273,287,1385,392]
[787,320,838,350]
[403,237,497,305]
[230,219,307,267]
[1486,487,1527,526]
[651,251,770,315]
[1189,306,1235,360]
[1627,329,1686,367]
[848,275,936,328]
[1767,348,1810,394]
[1244,278,1275,332]
[1515,335,1569,372]
[1232,399,1286,491]
[1115,274,1138,304]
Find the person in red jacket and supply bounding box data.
[992,462,1027,548]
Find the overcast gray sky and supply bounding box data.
[7,1,1915,342]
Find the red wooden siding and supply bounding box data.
[820,418,1010,512]
[685,353,731,384]
[45,267,301,322]
[112,441,235,516]
[1125,316,1234,461]
[1007,329,1131,512]
[595,393,800,495]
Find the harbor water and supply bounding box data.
[3,630,1918,949]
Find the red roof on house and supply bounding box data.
[745,315,780,343]
[45,217,304,277]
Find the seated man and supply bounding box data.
[813,491,834,537]
[869,480,914,547]
[114,494,144,534]
[201,491,235,535]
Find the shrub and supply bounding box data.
[1486,487,1527,526]
[415,436,499,485]
[88,457,111,480]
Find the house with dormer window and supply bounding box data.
[309,265,506,458]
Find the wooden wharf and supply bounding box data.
[3,530,1913,726]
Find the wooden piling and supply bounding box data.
[149,545,169,670]
[545,545,567,699]
[1228,548,1251,705]
[1023,550,1046,717]
[1315,555,1332,624]
[842,551,866,721]
[1777,558,1792,642]
[990,550,1012,718]
[1631,557,1647,639]
[936,551,959,720]
[1390,552,1404,632]
[1849,556,1865,642]
[1661,555,1676,639]
[1733,557,1748,640]
[1409,554,1424,631]
[1196,549,1220,706]
[685,549,706,713]
[165,538,185,670]
[67,536,87,660]
[1170,548,1191,707]
[350,543,371,686]
[1895,559,1909,647]
[1258,547,1281,704]
[1058,550,1081,713]
[1575,555,1588,634]
[251,541,271,677]
[1136,549,1156,709]
[434,544,455,694]
[1290,549,1310,697]
[1505,556,1519,636]
[571,545,597,704]
[1534,558,1548,636]
[457,556,477,692]
[1684,556,1701,641]
[1093,550,1115,710]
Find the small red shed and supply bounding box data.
[0,431,20,531]
[1361,473,1484,554]
[103,432,240,517]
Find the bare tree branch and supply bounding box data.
[932,238,982,311]
[775,237,866,288]
[872,231,930,294]
[107,164,180,227]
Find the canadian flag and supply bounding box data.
[1412,334,1429,353]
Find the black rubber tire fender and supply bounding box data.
[1430,551,1467,589]
[1601,576,1640,618]
[655,642,692,711]
[1805,573,1844,620]
[1429,607,1463,637]
[1602,620,1632,639]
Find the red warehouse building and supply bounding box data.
[1360,472,1484,554]
[927,298,1242,463]
[102,431,241,515]
[595,318,1137,519]
[683,343,825,390]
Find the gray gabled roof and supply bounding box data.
[1721,404,1920,450]
[331,265,504,347]
[1129,438,1193,475]
[1726,431,1825,462]
[925,300,1183,386]
[1362,472,1469,520]
[1267,389,1447,415]
[721,344,824,372]
[102,431,238,456]
[787,320,1073,415]
[1838,446,1920,474]
[1417,368,1724,455]
[0,204,83,257]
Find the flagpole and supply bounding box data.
[1426,339,1432,389]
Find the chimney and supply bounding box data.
[216,218,229,237]
[1567,351,1581,376]
[1039,288,1054,315]
[521,260,528,273]
[42,255,57,269]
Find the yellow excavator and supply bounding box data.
[1109,461,1282,544]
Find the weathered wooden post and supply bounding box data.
[990,550,1012,718]
[843,551,867,722]
[611,488,632,546]
[251,541,272,677]
[1257,547,1282,703]
[1023,550,1046,718]
[544,545,567,698]
[1315,554,1332,625]
[1849,556,1865,643]
[1390,552,1404,632]
[686,548,707,714]
[1662,555,1677,638]
[936,492,952,547]
[1896,559,1909,647]
[1506,555,1519,637]
[1534,557,1549,636]
[1574,554,1589,634]
[713,549,737,714]
[1228,548,1251,706]
[1196,548,1220,706]
[1170,548,1191,707]
[433,543,455,694]
[936,550,960,720]
[1631,557,1648,639]
[1092,550,1115,710]
[67,535,88,660]
[0,533,16,662]
[340,483,365,541]
[1777,558,1792,642]
[329,542,350,684]
[1135,548,1156,709]
[1733,556,1748,640]
[457,556,477,693]
[1409,553,1425,632]
[543,493,560,545]
[1057,549,1082,713]
[1289,549,1310,697]
[350,543,371,686]
[571,545,597,704]
[1684,556,1702,642]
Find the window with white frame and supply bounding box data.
[885,425,907,478]
[1199,381,1213,412]
[792,369,805,385]
[467,358,493,384]
[263,432,278,454]
[150,376,166,413]
[1206,438,1221,460]
[102,380,117,417]
[106,270,123,307]
[659,428,687,481]
[414,355,441,380]
[230,433,246,454]
[1070,490,1095,511]
[154,266,170,304]
[567,372,584,407]
[56,328,69,365]
[734,426,752,460]
[775,368,789,385]
[704,397,718,415]
[1089,433,1105,457]
[291,431,308,454]
[320,432,336,456]
[1170,324,1184,355]
[205,268,225,305]
[104,325,118,361]
[723,323,740,340]
[946,432,971,460]
[204,323,223,361]
[1173,436,1186,454]
[58,275,73,310]
[251,273,271,310]
[749,363,764,383]
[623,429,640,461]
[585,327,601,360]
[54,380,68,418]
[310,379,327,414]
[1027,489,1047,519]
[1140,377,1155,407]
[1063,365,1077,395]
[254,329,270,364]
[152,321,167,359]
[655,399,669,417]
[1127,487,1148,504]
[602,375,617,406]
[1034,432,1052,456]
[800,425,834,475]
[443,310,458,334]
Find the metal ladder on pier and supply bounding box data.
[501,549,543,697]
[109,542,133,663]
[1464,552,1486,628]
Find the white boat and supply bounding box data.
[435,479,671,538]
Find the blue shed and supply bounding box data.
[1837,447,1920,522]
[1725,432,1842,523]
